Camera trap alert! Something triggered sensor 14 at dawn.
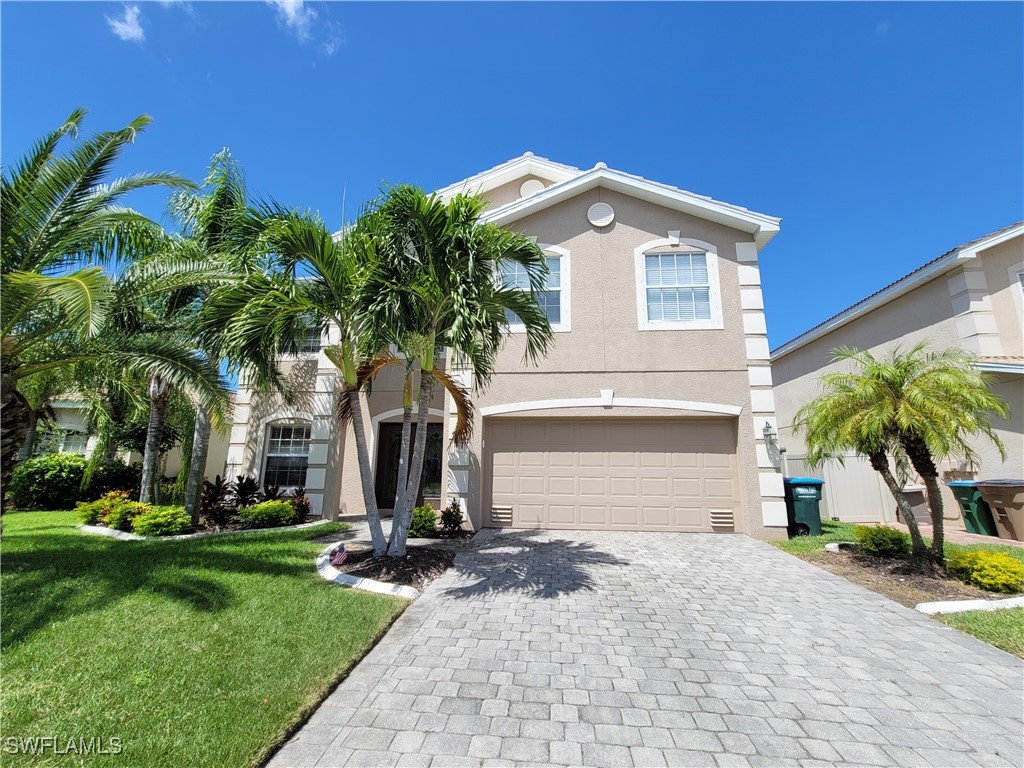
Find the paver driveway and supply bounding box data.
[271,530,1024,768]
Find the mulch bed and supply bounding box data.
[335,546,456,591]
[806,551,996,609]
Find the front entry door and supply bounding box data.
[375,423,443,509]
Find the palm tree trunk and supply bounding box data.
[900,433,946,566]
[389,372,434,557]
[18,410,38,461]
[184,404,211,525]
[388,369,416,549]
[1,371,29,511]
[348,386,388,555]
[139,375,170,504]
[868,449,930,567]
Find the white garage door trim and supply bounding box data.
[481,396,743,417]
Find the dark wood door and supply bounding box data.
[375,423,443,509]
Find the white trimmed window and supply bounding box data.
[634,239,724,330]
[297,327,321,354]
[59,430,88,455]
[263,424,311,488]
[499,246,571,332]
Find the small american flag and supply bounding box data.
[330,546,348,566]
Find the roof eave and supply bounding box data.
[483,167,781,247]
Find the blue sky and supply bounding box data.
[3,1,1022,349]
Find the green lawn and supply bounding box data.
[940,608,1024,658]
[1,510,407,767]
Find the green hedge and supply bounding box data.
[237,500,295,529]
[132,506,192,537]
[9,453,141,510]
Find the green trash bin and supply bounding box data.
[784,477,824,537]
[947,481,998,536]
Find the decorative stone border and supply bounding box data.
[825,542,857,552]
[315,542,420,601]
[78,519,334,542]
[916,595,1024,616]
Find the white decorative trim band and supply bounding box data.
[481,396,742,417]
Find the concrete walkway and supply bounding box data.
[271,530,1023,768]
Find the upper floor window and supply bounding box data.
[634,239,723,331]
[263,424,311,488]
[499,245,571,332]
[644,251,712,323]
[297,327,321,354]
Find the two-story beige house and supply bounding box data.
[772,223,1024,524]
[226,154,789,538]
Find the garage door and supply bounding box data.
[486,418,739,532]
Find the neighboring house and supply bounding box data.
[226,153,789,537]
[772,223,1024,524]
[33,399,230,482]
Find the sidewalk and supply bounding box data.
[883,520,1023,548]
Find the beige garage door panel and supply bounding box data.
[487,419,739,532]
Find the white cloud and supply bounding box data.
[107,4,145,43]
[267,0,317,41]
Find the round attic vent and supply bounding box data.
[519,179,545,197]
[587,202,615,228]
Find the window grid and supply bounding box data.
[60,431,88,455]
[644,251,712,323]
[297,328,321,354]
[264,425,311,488]
[501,256,561,325]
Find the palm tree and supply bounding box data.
[204,208,394,553]
[160,149,277,520]
[365,186,554,556]
[0,109,229,504]
[796,343,1009,567]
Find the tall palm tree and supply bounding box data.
[160,149,276,519]
[796,343,1009,567]
[365,186,554,556]
[0,109,228,504]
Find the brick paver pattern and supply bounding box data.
[270,530,1024,768]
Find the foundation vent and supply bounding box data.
[709,508,735,530]
[490,506,513,525]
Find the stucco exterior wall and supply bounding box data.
[772,233,1024,523]
[445,187,783,538]
[228,170,783,533]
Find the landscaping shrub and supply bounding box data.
[103,499,148,532]
[289,487,311,524]
[409,505,438,538]
[440,500,463,535]
[76,491,130,525]
[234,475,260,509]
[9,453,88,510]
[262,484,284,501]
[90,460,142,499]
[854,525,911,558]
[9,454,141,510]
[238,500,295,529]
[948,551,1024,594]
[200,475,235,528]
[132,505,192,537]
